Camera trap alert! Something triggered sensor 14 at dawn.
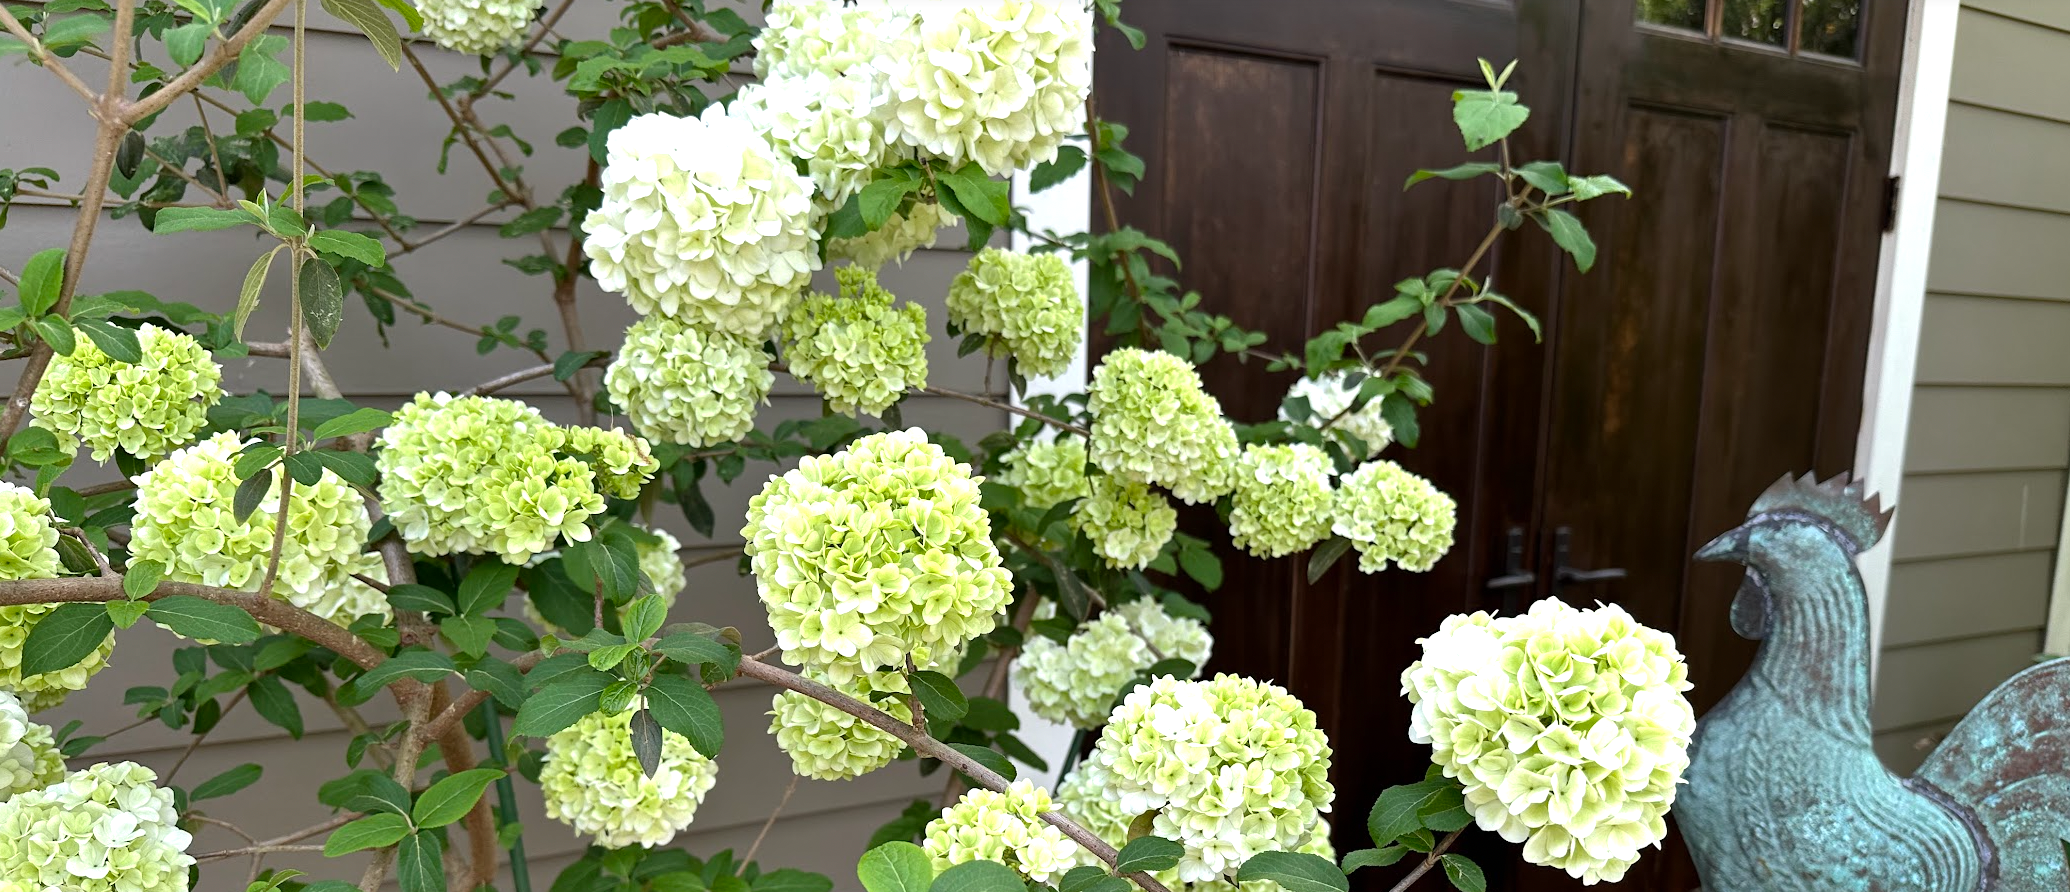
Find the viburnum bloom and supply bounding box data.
[1058,758,1336,892]
[0,483,109,712]
[877,0,1093,176]
[780,266,930,417]
[1071,475,1177,570]
[0,761,193,892]
[829,202,958,269]
[1331,460,1456,573]
[731,73,897,210]
[1281,370,1394,459]
[922,780,1091,883]
[946,248,1084,379]
[0,692,63,803]
[541,705,719,848]
[376,393,656,563]
[416,0,544,54]
[1228,444,1336,558]
[1087,674,1335,882]
[742,429,1012,684]
[583,108,821,338]
[30,322,221,463]
[997,437,1091,513]
[770,667,914,780]
[605,314,773,448]
[1401,599,1696,885]
[129,432,388,627]
[1017,599,1211,728]
[1087,348,1239,504]
[753,0,910,83]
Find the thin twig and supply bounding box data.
[257,0,310,600]
[942,592,1041,806]
[362,283,557,365]
[192,93,231,198]
[682,547,744,570]
[471,0,578,98]
[398,200,511,254]
[0,5,97,102]
[551,158,602,423]
[414,651,543,744]
[0,576,388,669]
[467,356,606,397]
[166,688,247,781]
[197,843,324,861]
[740,775,798,871]
[62,529,114,577]
[360,687,431,892]
[123,0,295,124]
[920,385,1089,436]
[0,265,16,286]
[1386,829,1463,892]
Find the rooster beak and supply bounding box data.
[1695,528,1743,563]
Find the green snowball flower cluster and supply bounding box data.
[781,266,930,417]
[770,667,913,780]
[0,483,60,583]
[1281,371,1393,459]
[583,108,821,339]
[1228,444,1336,559]
[946,248,1085,378]
[129,432,387,627]
[0,692,63,803]
[997,438,1090,513]
[878,1,1093,176]
[829,203,957,270]
[922,780,1090,883]
[0,483,108,712]
[1087,348,1239,505]
[742,429,1012,685]
[416,0,543,54]
[1401,599,1696,885]
[1071,475,1176,571]
[541,705,720,849]
[376,393,657,563]
[606,314,773,449]
[1017,600,1211,729]
[0,761,193,892]
[1058,760,1336,892]
[1088,674,1335,882]
[30,322,221,463]
[1330,461,1456,573]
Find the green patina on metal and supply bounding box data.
[1679,472,2070,891]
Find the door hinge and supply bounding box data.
[1880,175,1902,232]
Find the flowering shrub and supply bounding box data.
[1281,372,1393,459]
[1228,444,1336,559]
[0,692,62,802]
[947,248,1085,378]
[1332,460,1458,573]
[29,323,220,463]
[771,668,914,781]
[1018,599,1210,728]
[923,780,1089,882]
[782,267,931,417]
[878,1,1092,176]
[1088,348,1239,505]
[0,761,192,892]
[606,315,774,448]
[541,706,720,848]
[417,0,544,54]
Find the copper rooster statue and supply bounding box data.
[1677,472,2070,890]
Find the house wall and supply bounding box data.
[1873,0,2070,772]
[0,3,1013,887]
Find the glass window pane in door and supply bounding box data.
[1720,0,1788,45]
[1635,0,1707,31]
[1798,0,1861,57]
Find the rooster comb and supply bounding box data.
[1747,471,1894,553]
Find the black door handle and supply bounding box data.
[1485,526,1535,590]
[1552,527,1626,588]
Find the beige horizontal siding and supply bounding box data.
[1888,469,2064,561]
[1938,103,2070,214]
[1903,386,2070,473]
[1915,294,2070,385]
[1949,8,2070,125]
[1925,200,2070,300]
[1874,630,2045,730]
[1965,0,2070,32]
[1883,552,2055,648]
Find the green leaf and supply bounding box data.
[32,317,73,356]
[823,194,867,241]
[164,20,209,67]
[373,0,422,30]
[564,536,640,605]
[354,650,458,693]
[310,407,392,442]
[234,245,281,340]
[411,767,502,828]
[622,594,668,643]
[153,206,253,234]
[754,868,835,892]
[1455,304,1497,345]
[233,469,272,523]
[144,594,262,643]
[511,670,610,737]
[499,206,562,238]
[106,599,150,629]
[1451,89,1530,152]
[123,559,164,599]
[317,0,402,69]
[298,256,345,349]
[1512,160,1570,196]
[652,632,734,668]
[1568,174,1631,201]
[1439,855,1484,892]
[72,319,141,363]
[191,763,262,801]
[1115,836,1183,873]
[945,743,1014,783]
[645,673,723,757]
[1307,537,1352,584]
[1402,162,1500,190]
[16,248,63,317]
[322,813,410,857]
[440,615,496,657]
[938,164,1009,226]
[1380,392,1420,449]
[308,450,377,488]
[859,177,921,230]
[588,99,634,164]
[307,229,387,267]
[1338,847,1407,873]
[1367,781,1449,846]
[929,860,1024,892]
[247,674,303,738]
[553,349,607,382]
[295,101,353,122]
[1534,208,1596,272]
[1030,146,1087,193]
[907,670,967,725]
[40,13,110,49]
[857,842,935,892]
[626,706,664,776]
[457,561,519,617]
[234,34,291,104]
[1235,852,1347,892]
[1178,547,1222,591]
[396,830,447,892]
[1477,294,1541,342]
[21,602,112,677]
[385,583,454,615]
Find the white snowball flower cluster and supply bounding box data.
[1281,371,1393,458]
[997,437,1091,513]
[732,74,898,209]
[742,429,1012,684]
[829,202,958,269]
[0,483,109,712]
[1072,475,1177,571]
[1058,760,1336,892]
[129,432,388,627]
[30,322,221,463]
[780,266,930,417]
[753,0,908,83]
[606,314,773,448]
[0,692,62,803]
[922,780,1091,883]
[878,1,1093,176]
[376,393,656,563]
[1401,599,1696,885]
[541,705,719,849]
[1331,461,1456,573]
[1228,444,1336,559]
[1088,674,1335,882]
[583,109,821,339]
[1018,599,1211,728]
[0,761,193,892]
[1087,348,1239,504]
[946,248,1085,378]
[416,0,543,55]
[770,667,914,780]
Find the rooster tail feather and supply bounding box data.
[1915,657,2070,889]
[1747,471,1894,553]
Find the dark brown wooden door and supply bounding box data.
[1095,0,1906,890]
